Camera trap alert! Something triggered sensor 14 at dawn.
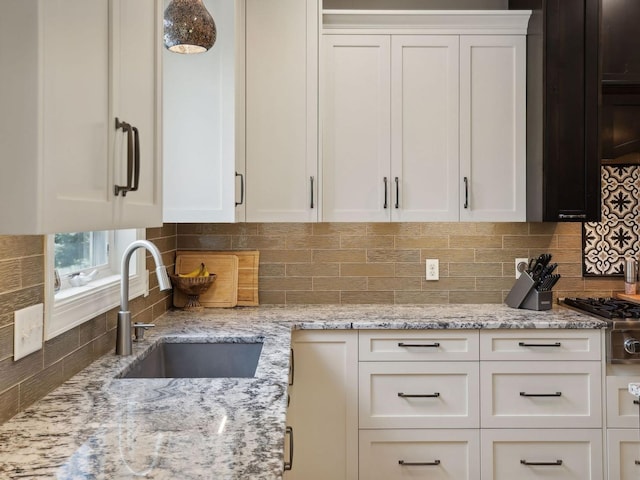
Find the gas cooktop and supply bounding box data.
[563,297,640,320]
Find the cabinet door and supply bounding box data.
[245,0,318,222]
[606,376,640,428]
[163,0,239,223]
[459,35,526,222]
[359,429,480,480]
[607,429,640,480]
[113,0,162,229]
[359,361,479,429]
[322,35,391,222]
[41,0,113,233]
[287,330,358,480]
[482,429,603,480]
[390,35,459,221]
[480,361,602,429]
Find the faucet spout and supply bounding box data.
[116,240,172,356]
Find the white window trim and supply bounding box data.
[44,229,149,341]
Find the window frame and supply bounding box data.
[44,228,149,340]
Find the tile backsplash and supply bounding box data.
[177,222,624,304]
[0,225,176,423]
[0,221,625,423]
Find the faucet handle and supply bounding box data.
[133,323,155,342]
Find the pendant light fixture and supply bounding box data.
[164,0,216,54]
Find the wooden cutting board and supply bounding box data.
[177,250,259,306]
[173,254,238,308]
[615,293,640,305]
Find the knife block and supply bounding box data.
[505,272,553,311]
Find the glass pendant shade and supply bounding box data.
[164,0,216,54]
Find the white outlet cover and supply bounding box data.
[426,259,439,281]
[14,303,44,361]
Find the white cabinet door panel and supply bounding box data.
[246,0,317,222]
[359,429,480,480]
[481,361,602,428]
[459,35,526,222]
[482,429,603,480]
[322,35,391,222]
[391,35,459,221]
[360,361,479,429]
[607,429,640,480]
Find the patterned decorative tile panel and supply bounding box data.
[583,165,640,276]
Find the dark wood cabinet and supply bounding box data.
[601,0,640,164]
[510,0,601,221]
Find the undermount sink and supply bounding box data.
[118,340,263,379]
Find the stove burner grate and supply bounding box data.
[563,297,640,319]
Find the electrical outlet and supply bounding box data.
[515,257,529,279]
[14,303,44,361]
[426,259,439,281]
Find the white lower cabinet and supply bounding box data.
[359,362,479,429]
[482,429,603,480]
[359,429,480,480]
[286,329,605,480]
[607,429,640,480]
[285,330,358,480]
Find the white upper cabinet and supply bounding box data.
[162,0,242,223]
[321,10,530,222]
[322,35,391,222]
[459,35,526,222]
[0,0,162,234]
[245,0,319,222]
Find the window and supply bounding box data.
[45,229,148,340]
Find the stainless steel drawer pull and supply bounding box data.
[518,342,562,347]
[398,342,440,348]
[520,460,563,466]
[399,460,441,466]
[398,392,440,398]
[520,391,562,397]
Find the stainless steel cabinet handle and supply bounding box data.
[520,391,562,397]
[235,172,244,206]
[398,392,440,398]
[114,118,140,197]
[463,177,469,209]
[284,426,294,471]
[310,176,315,209]
[383,177,388,209]
[520,460,563,466]
[398,342,440,348]
[518,342,561,348]
[394,177,399,209]
[399,460,441,466]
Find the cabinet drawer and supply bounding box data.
[481,429,603,480]
[359,429,480,480]
[480,361,602,428]
[480,329,601,361]
[606,376,640,428]
[608,429,640,480]
[359,330,479,362]
[359,362,479,428]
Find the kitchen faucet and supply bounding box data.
[116,240,172,355]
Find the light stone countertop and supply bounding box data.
[630,383,640,397]
[0,304,605,479]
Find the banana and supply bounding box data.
[179,263,206,278]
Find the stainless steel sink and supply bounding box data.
[118,341,263,379]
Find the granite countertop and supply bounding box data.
[630,383,640,397]
[0,304,605,479]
